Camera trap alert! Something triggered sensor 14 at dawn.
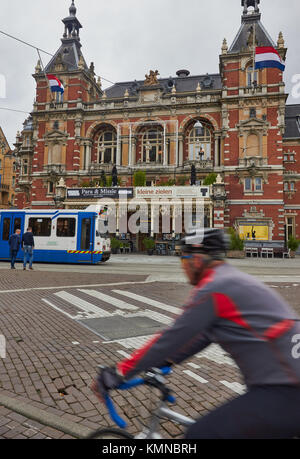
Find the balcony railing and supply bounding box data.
[43,164,66,174]
[239,157,268,168]
[183,159,214,169]
[0,183,10,191]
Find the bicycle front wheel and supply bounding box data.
[85,428,134,439]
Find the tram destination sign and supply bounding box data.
[67,187,134,199]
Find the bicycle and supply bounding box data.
[86,367,195,439]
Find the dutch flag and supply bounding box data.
[46,74,65,93]
[255,47,285,72]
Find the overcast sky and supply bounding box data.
[1,0,300,147]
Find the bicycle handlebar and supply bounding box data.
[104,367,175,429]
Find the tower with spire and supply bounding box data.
[218,0,288,242]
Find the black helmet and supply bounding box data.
[180,228,229,258]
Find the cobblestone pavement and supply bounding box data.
[0,267,299,439]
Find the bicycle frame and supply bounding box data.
[134,399,195,439]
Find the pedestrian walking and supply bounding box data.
[22,227,35,271]
[8,229,21,270]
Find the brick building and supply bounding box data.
[14,0,300,245]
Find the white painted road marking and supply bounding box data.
[220,381,246,395]
[113,290,181,315]
[196,344,237,368]
[54,291,112,317]
[187,362,201,369]
[182,370,208,384]
[117,350,131,359]
[79,289,138,311]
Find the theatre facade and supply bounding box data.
[14,0,300,247]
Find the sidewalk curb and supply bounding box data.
[0,393,92,439]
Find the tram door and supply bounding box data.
[78,214,95,262]
[0,212,25,259]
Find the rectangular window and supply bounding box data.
[255,178,262,191]
[56,218,76,238]
[2,218,11,241]
[290,182,295,192]
[13,218,21,233]
[284,182,289,192]
[48,182,54,194]
[244,177,252,191]
[284,155,288,162]
[286,217,295,239]
[29,218,51,237]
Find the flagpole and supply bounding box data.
[252,22,256,88]
[36,48,55,104]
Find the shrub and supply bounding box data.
[203,173,217,186]
[288,236,300,252]
[110,237,121,250]
[228,228,244,251]
[133,171,146,187]
[142,237,156,250]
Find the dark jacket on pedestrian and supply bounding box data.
[9,233,21,252]
[22,232,35,248]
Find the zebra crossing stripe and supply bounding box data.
[54,291,112,317]
[219,381,246,395]
[112,290,181,315]
[182,370,208,384]
[79,289,138,311]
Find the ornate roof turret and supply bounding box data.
[229,0,275,54]
[242,0,260,16]
[62,1,82,41]
[45,1,88,73]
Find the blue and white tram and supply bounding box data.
[0,206,111,264]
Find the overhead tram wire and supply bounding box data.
[0,29,116,85]
[0,107,31,115]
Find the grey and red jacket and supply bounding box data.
[117,264,300,388]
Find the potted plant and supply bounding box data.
[226,228,245,259]
[143,237,156,255]
[110,237,120,254]
[288,236,300,258]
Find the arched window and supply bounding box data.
[188,121,211,161]
[97,130,117,164]
[141,127,163,163]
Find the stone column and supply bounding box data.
[163,124,168,166]
[178,135,184,167]
[85,141,92,169]
[116,124,121,166]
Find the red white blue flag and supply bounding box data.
[46,74,65,93]
[255,47,285,72]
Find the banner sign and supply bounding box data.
[239,225,269,241]
[67,188,134,199]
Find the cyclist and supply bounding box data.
[91,228,300,439]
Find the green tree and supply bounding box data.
[203,173,218,186]
[133,171,146,187]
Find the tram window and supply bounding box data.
[13,218,21,233]
[29,218,51,237]
[2,218,11,241]
[56,218,76,237]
